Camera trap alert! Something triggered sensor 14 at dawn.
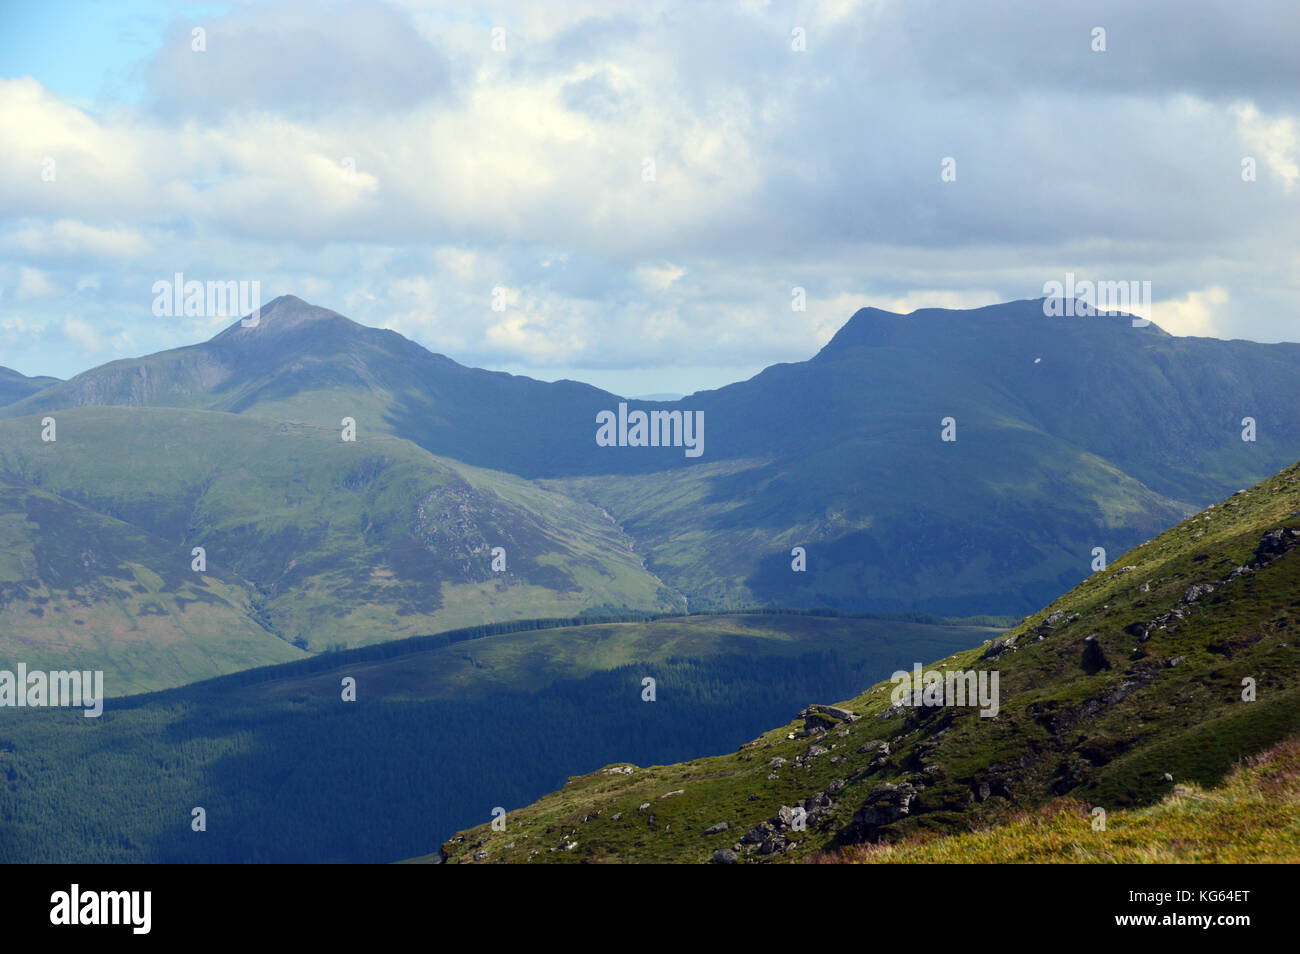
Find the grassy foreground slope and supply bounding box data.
[434,460,1300,863]
[0,612,998,862]
[820,736,1300,863]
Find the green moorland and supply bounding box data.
[0,406,677,690]
[432,459,1300,863]
[0,474,305,694]
[0,611,1000,862]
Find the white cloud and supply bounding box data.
[0,2,1297,388]
[60,315,104,351]
[3,220,152,260]
[436,248,479,279]
[1233,102,1300,189]
[1152,287,1229,338]
[485,310,582,362]
[635,263,686,290]
[15,267,58,301]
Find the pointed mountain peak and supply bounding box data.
[814,303,911,356]
[213,294,355,341]
[846,305,905,321]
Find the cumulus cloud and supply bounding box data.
[3,220,152,260]
[635,263,686,291]
[60,315,105,351]
[0,0,1296,387]
[1234,103,1300,189]
[1152,287,1230,338]
[147,0,451,120]
[15,266,58,301]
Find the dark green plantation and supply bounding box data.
[0,612,998,862]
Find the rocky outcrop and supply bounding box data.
[984,633,1018,658]
[733,790,839,859]
[1043,671,1156,736]
[797,703,860,736]
[1121,526,1299,646]
[803,704,860,722]
[1255,527,1300,563]
[838,778,926,844]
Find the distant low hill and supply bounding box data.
[0,366,59,407]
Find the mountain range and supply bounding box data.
[2,295,1297,688]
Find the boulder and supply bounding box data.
[841,781,924,841]
[802,704,860,723]
[1255,528,1300,563]
[984,634,1018,657]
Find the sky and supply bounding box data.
[1,0,1298,397]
